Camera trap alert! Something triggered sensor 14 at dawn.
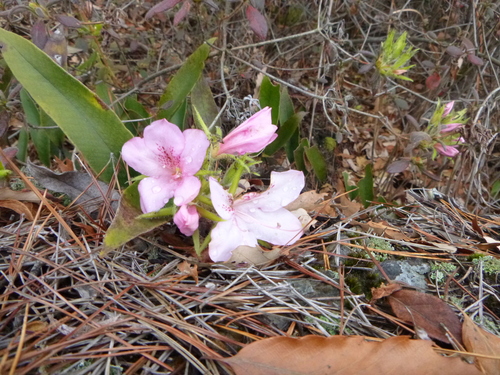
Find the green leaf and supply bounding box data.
[20,89,51,166]
[264,111,306,156]
[102,181,173,254]
[284,128,299,163]
[304,145,327,182]
[358,164,374,208]
[259,76,280,124]
[169,99,188,130]
[279,85,294,125]
[191,76,221,131]
[342,171,358,200]
[293,138,309,173]
[16,128,29,162]
[492,180,500,197]
[158,39,214,120]
[0,28,133,183]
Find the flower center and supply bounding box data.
[157,145,181,171]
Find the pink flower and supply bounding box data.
[216,107,278,156]
[173,205,200,236]
[208,170,305,262]
[434,143,460,157]
[440,123,462,133]
[442,101,455,117]
[122,119,209,213]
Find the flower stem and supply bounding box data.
[229,162,245,195]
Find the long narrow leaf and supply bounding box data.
[0,28,133,183]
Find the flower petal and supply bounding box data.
[217,107,278,155]
[236,207,303,246]
[435,143,460,157]
[143,119,185,159]
[138,176,177,213]
[209,219,257,262]
[173,175,201,206]
[180,129,210,175]
[442,101,454,117]
[173,205,199,236]
[122,137,164,177]
[209,178,234,220]
[237,170,304,212]
[440,123,462,133]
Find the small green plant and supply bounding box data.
[376,30,417,81]
[472,256,500,276]
[429,262,458,284]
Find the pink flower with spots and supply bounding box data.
[208,170,305,262]
[122,119,209,213]
[216,107,278,156]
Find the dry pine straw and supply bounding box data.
[0,185,498,374]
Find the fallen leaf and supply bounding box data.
[291,208,316,233]
[27,162,119,213]
[222,335,480,375]
[0,200,36,220]
[462,314,500,375]
[145,0,183,19]
[285,190,328,212]
[246,5,268,40]
[177,261,199,284]
[0,187,40,202]
[226,245,283,266]
[388,289,462,345]
[173,0,191,26]
[338,194,362,217]
[426,72,441,90]
[370,283,403,302]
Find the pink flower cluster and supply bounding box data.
[432,101,466,158]
[121,107,304,261]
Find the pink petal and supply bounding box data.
[435,143,460,157]
[236,207,303,246]
[173,175,201,206]
[209,219,257,262]
[143,119,185,164]
[238,170,304,212]
[173,205,199,236]
[217,107,278,155]
[180,129,210,175]
[440,123,462,133]
[442,101,454,117]
[209,178,234,220]
[122,137,163,177]
[138,176,177,213]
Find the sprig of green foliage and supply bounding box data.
[376,30,417,81]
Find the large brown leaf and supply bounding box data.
[222,335,480,375]
[388,289,462,345]
[463,314,500,375]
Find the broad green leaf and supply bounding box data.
[304,145,327,182]
[102,181,173,254]
[284,128,300,163]
[16,128,29,162]
[492,180,500,197]
[293,138,309,174]
[0,28,133,183]
[191,76,221,131]
[167,99,188,130]
[358,164,374,208]
[124,95,151,132]
[264,111,306,156]
[158,39,214,120]
[259,76,280,124]
[279,85,294,125]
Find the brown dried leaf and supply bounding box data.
[446,46,464,57]
[338,194,362,217]
[226,245,282,266]
[177,261,198,284]
[285,190,328,212]
[0,187,40,202]
[388,289,462,345]
[462,314,500,375]
[387,158,411,174]
[222,335,480,375]
[0,200,36,220]
[371,283,403,302]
